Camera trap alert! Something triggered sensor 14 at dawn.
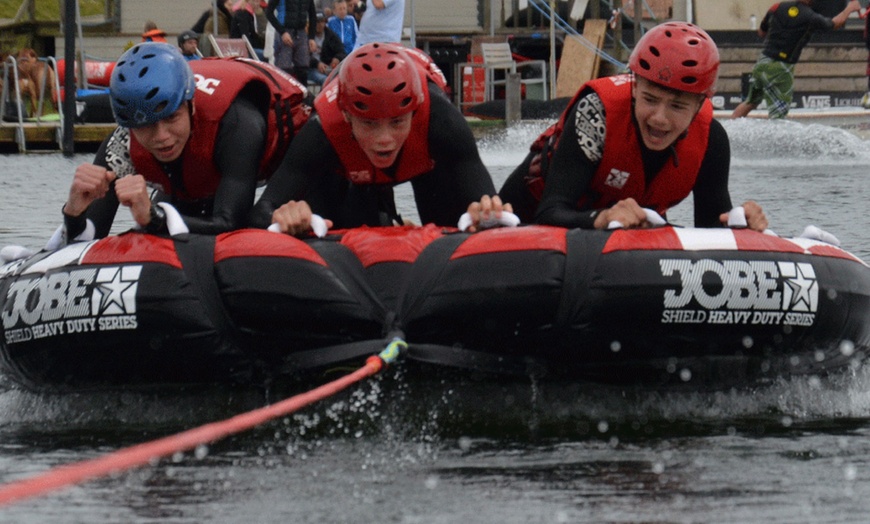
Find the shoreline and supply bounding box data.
[3,107,869,154]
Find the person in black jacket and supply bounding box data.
[265,0,318,84]
[192,0,234,56]
[192,0,233,34]
[731,0,861,119]
[308,13,346,85]
[230,0,265,59]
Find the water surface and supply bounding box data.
[0,117,869,522]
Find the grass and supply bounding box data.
[0,0,105,20]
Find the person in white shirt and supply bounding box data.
[354,0,403,48]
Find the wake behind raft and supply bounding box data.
[1,224,868,391]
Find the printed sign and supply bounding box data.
[2,265,142,344]
[659,259,818,327]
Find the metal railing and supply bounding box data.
[2,55,65,152]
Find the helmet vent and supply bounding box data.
[362,63,373,72]
[681,76,698,86]
[139,67,149,78]
[353,102,368,111]
[399,96,412,108]
[649,46,661,58]
[145,87,159,101]
[683,60,698,67]
[393,81,406,93]
[638,58,651,71]
[357,86,372,96]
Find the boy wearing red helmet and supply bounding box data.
[250,42,509,235]
[499,22,768,232]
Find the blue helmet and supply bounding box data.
[110,42,196,128]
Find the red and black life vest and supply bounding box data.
[525,74,713,215]
[130,57,309,200]
[313,50,447,185]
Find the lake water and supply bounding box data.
[0,117,870,522]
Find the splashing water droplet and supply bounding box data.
[840,340,855,357]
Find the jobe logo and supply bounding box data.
[2,266,141,344]
[659,259,818,326]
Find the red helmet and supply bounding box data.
[338,42,425,119]
[628,22,719,97]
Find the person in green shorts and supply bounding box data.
[732,0,860,119]
[740,56,795,119]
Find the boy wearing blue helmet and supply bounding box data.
[60,42,309,242]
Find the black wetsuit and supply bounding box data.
[249,84,495,229]
[64,95,272,239]
[761,1,834,64]
[499,89,733,229]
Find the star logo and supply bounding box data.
[778,262,818,312]
[91,266,142,316]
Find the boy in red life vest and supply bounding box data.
[250,42,510,236]
[59,43,309,244]
[499,22,768,232]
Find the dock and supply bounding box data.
[0,117,518,153]
[0,122,115,153]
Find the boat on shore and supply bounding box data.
[1,224,868,392]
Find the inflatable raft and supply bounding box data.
[1,225,868,391]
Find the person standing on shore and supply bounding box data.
[731,0,861,119]
[353,0,404,48]
[265,0,319,84]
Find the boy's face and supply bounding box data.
[132,104,192,163]
[181,39,198,55]
[345,112,414,169]
[631,76,704,152]
[334,2,348,18]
